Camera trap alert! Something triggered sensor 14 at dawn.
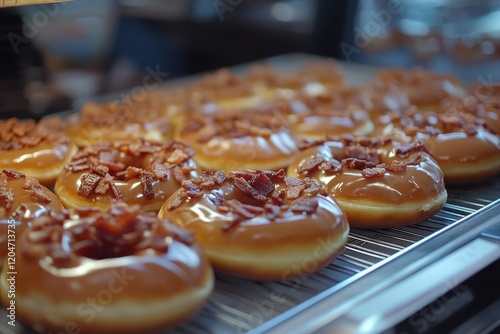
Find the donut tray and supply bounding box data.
[1,54,499,334]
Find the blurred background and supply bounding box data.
[1,0,500,119]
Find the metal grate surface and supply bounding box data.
[170,179,500,334]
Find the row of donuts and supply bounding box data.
[1,61,500,333]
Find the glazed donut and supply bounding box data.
[378,108,500,185]
[67,97,173,147]
[288,136,448,228]
[0,169,63,266]
[257,97,374,140]
[1,203,213,334]
[55,140,200,211]
[187,68,262,111]
[175,111,300,171]
[0,117,77,186]
[159,169,348,281]
[248,60,344,100]
[375,68,464,111]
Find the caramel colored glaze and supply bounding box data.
[378,110,500,184]
[0,171,63,260]
[0,142,77,184]
[159,170,349,280]
[176,113,300,171]
[287,138,447,227]
[55,141,200,212]
[376,68,464,110]
[67,101,174,147]
[0,118,77,186]
[0,204,213,334]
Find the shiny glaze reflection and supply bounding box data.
[159,182,348,249]
[55,158,200,211]
[288,142,446,204]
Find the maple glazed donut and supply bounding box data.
[0,203,213,334]
[0,117,77,186]
[159,169,349,281]
[175,111,300,171]
[378,109,500,185]
[55,140,200,211]
[263,92,375,140]
[0,169,63,266]
[288,136,448,228]
[375,68,464,111]
[67,98,173,147]
[248,60,344,100]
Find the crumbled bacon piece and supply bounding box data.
[396,141,429,158]
[22,177,52,203]
[361,167,386,178]
[463,123,478,136]
[77,173,102,197]
[2,169,24,179]
[141,173,155,200]
[297,155,324,175]
[342,158,376,170]
[167,191,188,211]
[182,180,203,198]
[290,197,318,213]
[0,173,15,210]
[167,148,189,164]
[386,160,408,173]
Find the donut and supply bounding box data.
[0,117,77,186]
[375,68,464,111]
[378,108,500,184]
[158,169,348,281]
[175,111,300,171]
[0,203,213,334]
[187,68,262,110]
[67,97,173,147]
[248,60,344,100]
[0,169,63,267]
[256,97,374,140]
[288,136,448,228]
[55,140,200,211]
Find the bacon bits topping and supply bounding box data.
[385,109,496,137]
[168,170,326,230]
[1,170,52,216]
[180,112,287,143]
[296,137,431,179]
[22,203,194,263]
[67,140,196,200]
[0,117,68,151]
